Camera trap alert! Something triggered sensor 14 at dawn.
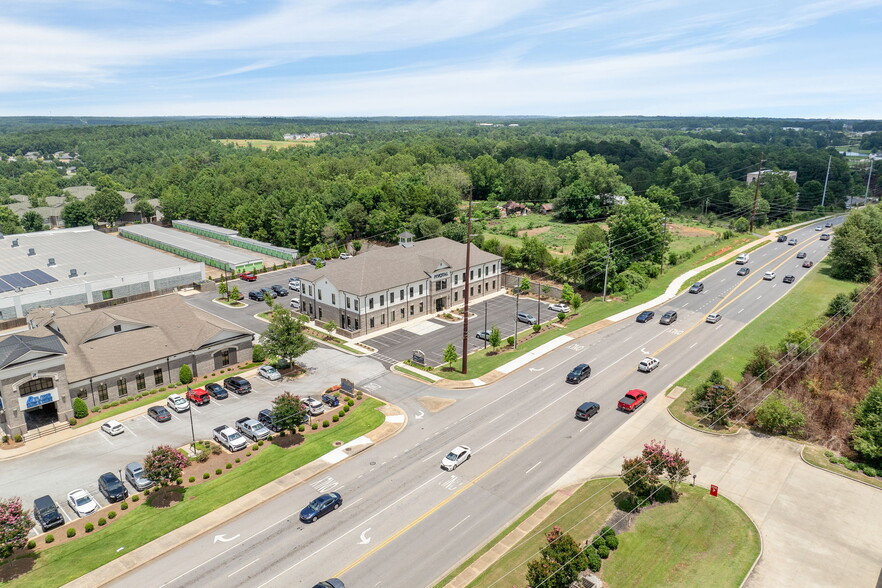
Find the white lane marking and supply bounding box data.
[542,383,555,391]
[449,515,471,532]
[623,336,632,342]
[681,302,688,307]
[98,433,115,447]
[422,449,444,463]
[228,558,260,578]
[126,428,139,438]
[579,421,593,433]
[756,295,763,299]
[689,342,698,349]
[342,497,364,511]
[525,461,542,474]
[487,414,505,425]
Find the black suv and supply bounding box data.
[33,495,64,532]
[783,274,795,284]
[258,408,283,432]
[575,402,600,420]
[270,285,288,297]
[777,235,788,242]
[224,376,252,395]
[566,363,591,384]
[206,382,228,400]
[98,472,129,503]
[248,290,264,301]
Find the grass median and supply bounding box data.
[10,399,385,588]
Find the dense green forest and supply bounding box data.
[0,116,879,293]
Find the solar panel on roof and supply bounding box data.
[21,269,58,285]
[0,273,36,289]
[0,280,12,293]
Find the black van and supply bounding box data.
[575,402,600,420]
[33,495,64,532]
[224,376,252,395]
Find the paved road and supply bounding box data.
[107,220,844,588]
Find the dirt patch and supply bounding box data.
[700,245,733,261]
[0,553,35,582]
[517,226,551,238]
[271,431,304,449]
[418,396,456,413]
[668,223,717,238]
[148,485,185,509]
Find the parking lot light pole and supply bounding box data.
[186,386,196,453]
[483,301,487,350]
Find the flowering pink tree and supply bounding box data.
[0,497,34,559]
[620,440,691,499]
[143,445,190,486]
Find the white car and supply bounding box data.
[101,420,124,436]
[441,445,472,471]
[67,489,99,517]
[288,279,301,291]
[290,299,301,310]
[548,303,571,313]
[166,393,190,413]
[258,365,282,381]
[763,271,776,281]
[815,225,823,231]
[301,397,325,416]
[637,357,660,372]
[339,252,352,260]
[706,313,722,324]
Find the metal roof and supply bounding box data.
[172,219,239,236]
[119,224,262,266]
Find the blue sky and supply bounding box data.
[1,0,880,118]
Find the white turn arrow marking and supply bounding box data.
[641,348,649,354]
[529,367,545,372]
[214,533,240,544]
[414,410,424,420]
[358,528,372,545]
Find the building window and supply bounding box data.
[354,318,359,330]
[309,303,314,314]
[97,383,108,402]
[136,373,146,391]
[410,305,414,316]
[400,289,404,300]
[102,289,113,300]
[492,279,496,289]
[478,268,482,278]
[309,285,313,296]
[391,312,395,322]
[117,378,128,397]
[369,298,374,310]
[318,289,323,301]
[331,293,336,305]
[341,313,345,324]
[470,270,474,280]
[419,302,424,313]
[347,317,352,329]
[381,315,385,325]
[400,308,404,318]
[419,284,423,295]
[409,287,414,297]
[113,325,122,333]
[380,294,384,306]
[492,263,496,273]
[355,299,359,311]
[370,317,375,328]
[478,284,482,293]
[454,291,458,301]
[153,367,164,386]
[78,388,88,399]
[454,274,459,285]
[470,287,474,296]
[221,349,230,366]
[19,377,55,396]
[390,292,394,304]
[318,308,323,320]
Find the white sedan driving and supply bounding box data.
[67,489,99,517]
[441,445,472,471]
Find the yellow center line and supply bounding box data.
[332,428,548,578]
[651,233,824,356]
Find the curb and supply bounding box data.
[798,446,882,492]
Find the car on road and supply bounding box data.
[441,445,472,471]
[101,420,124,436]
[248,290,265,301]
[777,235,788,242]
[33,495,64,532]
[783,274,795,284]
[706,313,722,323]
[166,393,190,413]
[763,271,776,281]
[516,312,537,325]
[565,363,592,384]
[67,489,99,517]
[575,402,600,420]
[788,238,798,246]
[302,397,325,416]
[637,357,660,372]
[339,252,352,260]
[270,284,288,297]
[825,222,833,228]
[659,310,677,325]
[617,389,648,412]
[796,251,807,259]
[737,267,751,277]
[240,272,257,282]
[98,472,129,503]
[688,282,704,294]
[321,393,340,407]
[548,303,571,313]
[206,382,228,400]
[186,387,210,406]
[147,406,172,422]
[803,260,814,268]
[815,225,823,231]
[312,580,345,588]
[300,492,343,523]
[475,329,491,341]
[124,462,154,491]
[258,365,282,381]
[736,253,750,264]
[224,376,252,395]
[636,310,655,323]
[820,233,831,241]
[235,417,271,441]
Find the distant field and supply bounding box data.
[216,138,316,149]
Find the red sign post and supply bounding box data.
[710,484,719,497]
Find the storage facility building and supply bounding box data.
[172,219,298,261]
[119,224,263,273]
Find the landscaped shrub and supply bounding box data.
[69,418,77,426]
[73,397,89,418]
[226,463,232,469]
[235,458,240,463]
[586,548,601,572]
[108,511,117,519]
[246,452,251,456]
[85,522,94,533]
[111,401,120,407]
[322,420,330,428]
[98,518,106,526]
[13,434,22,443]
[159,387,166,392]
[27,540,36,549]
[188,476,195,483]
[1,435,7,443]
[347,399,354,407]
[143,488,150,495]
[824,450,834,458]
[91,406,100,413]
[298,424,305,432]
[333,415,339,422]
[311,423,318,430]
[203,473,210,480]
[211,443,222,455]
[252,344,266,363]
[45,534,55,544]
[343,405,350,413]
[338,409,345,418]
[252,444,259,451]
[67,528,76,538]
[258,440,264,446]
[532,324,541,333]
[179,364,193,385]
[102,404,110,410]
[846,462,860,471]
[604,534,619,550]
[215,468,222,475]
[176,477,183,485]
[120,502,128,510]
[597,544,610,559]
[131,495,139,502]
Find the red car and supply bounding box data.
[186,387,210,406]
[240,272,257,282]
[617,389,647,412]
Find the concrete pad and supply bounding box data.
[403,321,446,335]
[418,396,456,413]
[321,435,373,464]
[496,336,573,374]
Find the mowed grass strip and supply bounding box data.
[601,485,760,588]
[9,399,385,588]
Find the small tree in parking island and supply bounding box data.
[0,497,34,559]
[526,526,588,588]
[229,285,242,302]
[488,326,502,351]
[179,364,193,385]
[271,391,305,432]
[262,302,316,366]
[443,343,459,370]
[217,276,228,299]
[143,445,189,487]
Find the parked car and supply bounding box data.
[206,382,228,400]
[788,238,798,246]
[796,251,807,259]
[313,580,345,588]
[575,402,600,420]
[124,462,154,491]
[475,329,491,341]
[637,357,660,372]
[290,298,301,310]
[260,287,277,299]
[321,393,340,407]
[67,489,99,517]
[235,417,271,441]
[309,257,322,266]
[659,310,677,325]
[706,313,722,324]
[777,235,788,242]
[548,303,570,313]
[635,310,655,323]
[288,278,301,291]
[147,406,172,422]
[240,272,257,282]
[33,495,64,532]
[258,408,283,432]
[270,284,288,297]
[98,472,128,503]
[802,260,814,268]
[737,267,751,276]
[820,233,831,241]
[565,363,591,384]
[224,376,252,395]
[101,420,124,436]
[166,393,190,413]
[300,492,342,523]
[258,365,282,381]
[516,312,537,325]
[763,271,776,281]
[617,389,648,412]
[302,397,325,416]
[339,252,352,260]
[688,282,704,294]
[186,387,210,406]
[213,425,248,452]
[783,274,795,284]
[441,445,472,471]
[248,290,265,301]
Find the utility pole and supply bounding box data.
[821,155,831,209]
[537,280,541,324]
[461,187,474,375]
[749,152,764,233]
[483,300,487,350]
[514,286,520,350]
[602,233,611,302]
[864,159,875,205]
[660,216,667,273]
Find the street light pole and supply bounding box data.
[186,386,196,452]
[461,187,474,375]
[483,300,487,350]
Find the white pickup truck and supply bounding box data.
[213,425,248,452]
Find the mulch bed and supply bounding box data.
[148,485,185,508]
[271,431,304,449]
[0,552,36,582]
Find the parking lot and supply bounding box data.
[364,293,559,366]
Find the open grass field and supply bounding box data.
[216,138,316,149]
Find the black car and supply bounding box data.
[313,580,345,588]
[248,290,265,301]
[224,376,252,395]
[796,251,807,259]
[271,285,288,297]
[825,222,833,228]
[321,393,340,407]
[206,382,228,400]
[475,329,491,341]
[147,406,172,422]
[636,310,655,323]
[777,235,788,242]
[660,310,678,325]
[575,401,600,420]
[98,472,128,503]
[258,408,284,432]
[688,282,704,294]
[33,495,64,532]
[737,267,750,276]
[566,363,591,384]
[300,492,342,523]
[260,287,277,299]
[783,274,795,284]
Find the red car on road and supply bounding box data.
[240,272,257,282]
[617,389,647,412]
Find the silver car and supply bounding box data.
[302,397,325,416]
[125,462,154,491]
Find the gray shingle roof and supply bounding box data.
[0,332,65,369]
